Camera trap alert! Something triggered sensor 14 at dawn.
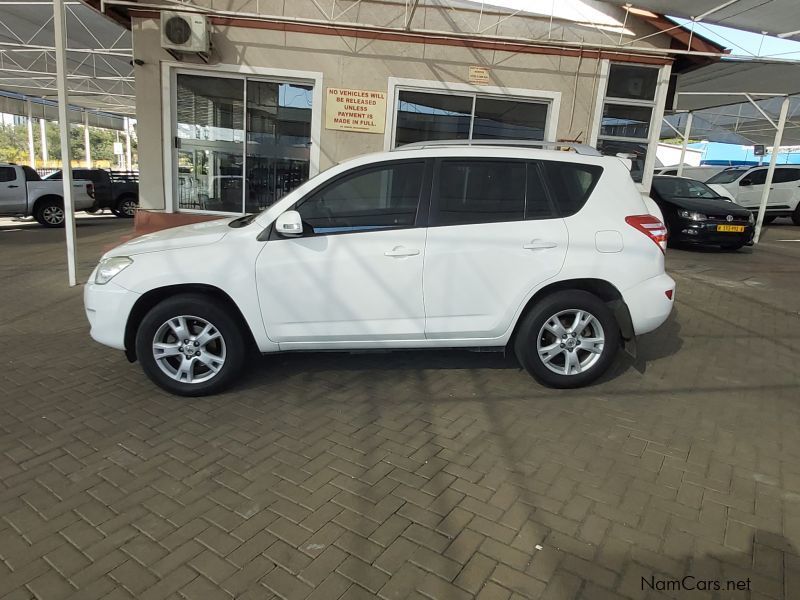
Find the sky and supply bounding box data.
[669,17,800,60]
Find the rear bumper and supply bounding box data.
[84,278,140,350]
[622,273,675,336]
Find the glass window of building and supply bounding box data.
[394,90,549,147]
[596,64,660,182]
[175,73,313,213]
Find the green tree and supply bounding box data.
[0,123,29,163]
[0,117,138,167]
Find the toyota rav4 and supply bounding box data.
[85,141,675,396]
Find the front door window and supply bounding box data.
[295,161,426,234]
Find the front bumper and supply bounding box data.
[623,273,676,336]
[671,221,754,246]
[84,278,140,350]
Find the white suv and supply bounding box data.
[706,165,800,224]
[85,142,675,396]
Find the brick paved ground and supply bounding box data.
[1,215,800,600]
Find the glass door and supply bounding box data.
[175,73,245,213]
[245,80,313,212]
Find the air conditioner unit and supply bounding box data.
[161,11,209,53]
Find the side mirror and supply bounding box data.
[275,210,303,237]
[740,178,752,187]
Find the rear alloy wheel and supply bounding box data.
[115,197,138,218]
[136,294,247,396]
[515,290,620,388]
[35,199,65,227]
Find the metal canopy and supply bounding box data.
[0,0,134,115]
[665,58,800,146]
[598,0,800,37]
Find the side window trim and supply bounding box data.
[267,158,432,241]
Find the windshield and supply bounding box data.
[706,168,748,184]
[653,177,721,199]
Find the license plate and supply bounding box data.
[716,224,745,232]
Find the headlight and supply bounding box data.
[678,210,707,221]
[748,212,755,224]
[95,256,132,285]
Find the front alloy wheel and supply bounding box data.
[515,290,620,388]
[136,294,247,396]
[153,316,227,384]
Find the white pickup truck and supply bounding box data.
[0,163,95,227]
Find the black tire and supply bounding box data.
[34,197,65,227]
[762,216,776,225]
[792,206,800,226]
[514,290,620,389]
[135,294,248,396]
[115,196,138,218]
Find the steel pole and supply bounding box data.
[40,118,48,164]
[26,99,35,168]
[753,96,790,245]
[83,110,92,168]
[124,116,132,171]
[676,112,693,177]
[53,0,78,286]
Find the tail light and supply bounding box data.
[87,183,95,199]
[625,214,667,253]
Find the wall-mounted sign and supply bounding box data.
[753,144,766,156]
[325,87,386,134]
[469,65,490,85]
[113,142,124,155]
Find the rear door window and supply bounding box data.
[22,166,41,182]
[543,162,603,217]
[772,169,800,184]
[432,159,526,226]
[0,167,16,183]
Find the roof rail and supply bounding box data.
[392,139,602,156]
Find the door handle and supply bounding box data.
[523,240,558,250]
[384,246,420,258]
[7,185,19,188]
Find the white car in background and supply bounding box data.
[85,141,675,396]
[706,165,800,224]
[654,165,730,182]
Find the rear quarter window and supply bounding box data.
[22,166,41,182]
[543,162,603,217]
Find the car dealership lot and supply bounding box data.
[1,219,799,600]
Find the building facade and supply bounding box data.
[112,0,721,220]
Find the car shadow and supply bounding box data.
[598,309,683,381]
[230,312,684,394]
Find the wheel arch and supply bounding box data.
[115,192,138,204]
[508,278,634,349]
[123,283,257,362]
[32,194,63,213]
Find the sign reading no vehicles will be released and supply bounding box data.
[325,87,387,134]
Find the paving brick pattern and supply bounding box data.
[1,219,800,599]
